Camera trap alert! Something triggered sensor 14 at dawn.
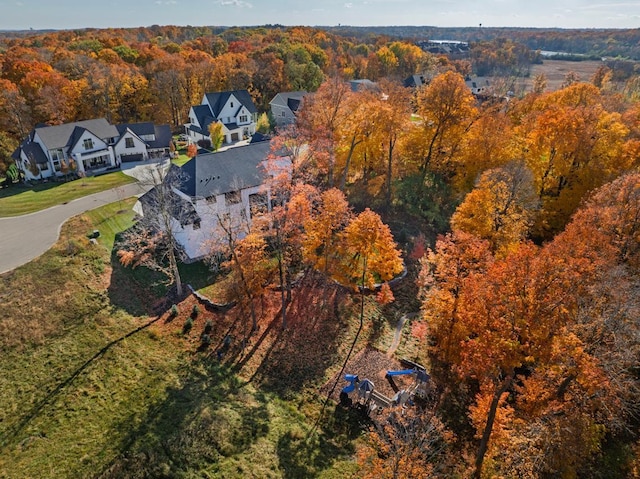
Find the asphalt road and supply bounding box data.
[0,181,149,275]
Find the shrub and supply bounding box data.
[200,333,211,346]
[204,319,213,334]
[191,304,200,319]
[183,317,194,334]
[170,304,179,317]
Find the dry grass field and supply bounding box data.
[509,59,608,94]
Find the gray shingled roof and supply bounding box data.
[117,122,155,137]
[204,90,258,117]
[178,141,272,198]
[20,142,49,164]
[192,105,214,131]
[35,119,119,150]
[117,122,173,149]
[270,91,308,109]
[149,124,172,149]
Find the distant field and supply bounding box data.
[513,59,608,93]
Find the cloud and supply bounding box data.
[215,0,253,7]
[344,2,353,7]
[155,0,177,4]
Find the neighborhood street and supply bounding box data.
[0,160,167,275]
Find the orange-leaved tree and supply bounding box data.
[301,187,352,278]
[450,162,538,257]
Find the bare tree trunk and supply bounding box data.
[474,372,514,479]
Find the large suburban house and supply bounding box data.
[269,91,308,127]
[115,122,173,162]
[12,119,172,181]
[139,139,288,261]
[184,90,258,146]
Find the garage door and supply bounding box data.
[121,153,144,162]
[230,132,240,142]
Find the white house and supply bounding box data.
[12,119,119,181]
[139,139,288,262]
[114,123,173,163]
[13,119,173,181]
[184,90,258,146]
[269,91,307,127]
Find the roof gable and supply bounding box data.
[178,141,272,198]
[204,90,257,118]
[270,91,308,108]
[35,119,118,150]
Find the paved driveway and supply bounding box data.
[0,178,151,275]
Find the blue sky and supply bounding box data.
[1,0,639,30]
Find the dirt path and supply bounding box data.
[387,312,418,356]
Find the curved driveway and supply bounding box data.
[0,181,150,274]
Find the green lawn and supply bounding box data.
[172,153,192,166]
[0,200,363,479]
[0,171,136,217]
[84,197,138,249]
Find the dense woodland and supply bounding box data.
[2,25,640,478]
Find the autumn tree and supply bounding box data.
[208,121,224,151]
[337,208,403,290]
[268,183,317,329]
[296,76,352,187]
[450,162,538,257]
[358,408,456,479]
[117,163,186,297]
[220,227,274,333]
[256,112,271,134]
[410,70,478,182]
[186,143,198,158]
[420,174,640,477]
[514,83,630,238]
[301,188,352,277]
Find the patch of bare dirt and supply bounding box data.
[321,346,413,403]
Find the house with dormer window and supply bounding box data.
[12,119,173,181]
[12,119,119,181]
[184,90,258,146]
[137,138,289,261]
[114,122,173,163]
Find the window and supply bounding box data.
[281,111,286,117]
[230,101,234,108]
[125,137,135,148]
[83,138,94,150]
[249,193,268,216]
[239,115,248,123]
[225,190,241,205]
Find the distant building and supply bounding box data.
[12,119,172,181]
[465,76,492,96]
[269,91,308,127]
[404,73,433,88]
[348,79,378,92]
[416,40,470,58]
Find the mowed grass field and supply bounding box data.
[0,171,135,217]
[0,199,371,479]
